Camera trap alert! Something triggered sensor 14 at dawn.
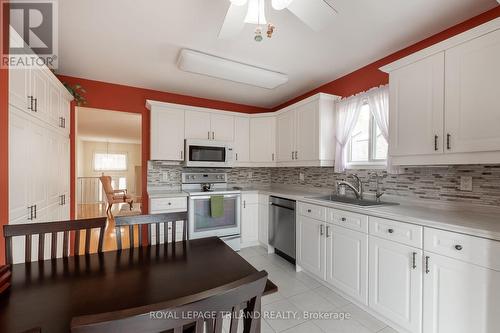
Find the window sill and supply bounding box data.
[346,163,387,170]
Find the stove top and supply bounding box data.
[181,172,240,196]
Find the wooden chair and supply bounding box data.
[0,265,11,295]
[99,175,134,216]
[3,217,107,264]
[71,270,268,333]
[114,212,188,250]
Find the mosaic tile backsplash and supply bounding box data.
[148,161,500,206]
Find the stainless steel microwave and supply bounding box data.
[184,139,234,168]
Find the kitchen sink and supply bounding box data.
[308,195,399,207]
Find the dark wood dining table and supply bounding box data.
[0,237,277,333]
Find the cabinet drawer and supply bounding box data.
[369,216,423,248]
[424,228,500,271]
[242,193,259,205]
[150,197,187,213]
[298,203,326,221]
[328,209,368,233]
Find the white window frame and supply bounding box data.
[347,102,387,170]
[93,151,129,172]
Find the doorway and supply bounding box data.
[75,107,142,250]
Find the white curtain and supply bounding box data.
[367,85,400,174]
[334,96,362,173]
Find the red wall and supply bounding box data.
[57,75,270,218]
[273,6,500,110]
[1,1,9,265]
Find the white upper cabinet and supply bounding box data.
[389,52,445,157]
[444,29,500,154]
[250,116,276,164]
[9,67,30,112]
[150,106,185,161]
[233,116,250,164]
[276,110,295,162]
[211,113,234,141]
[275,94,336,166]
[185,110,234,141]
[185,110,211,140]
[383,20,500,165]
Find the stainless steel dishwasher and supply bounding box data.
[269,196,296,263]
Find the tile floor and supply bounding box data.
[238,246,399,333]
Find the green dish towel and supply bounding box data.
[210,195,224,218]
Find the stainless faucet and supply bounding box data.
[370,172,385,202]
[337,174,363,199]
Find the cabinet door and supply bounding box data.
[60,97,71,135]
[211,113,234,141]
[234,116,250,163]
[30,68,48,122]
[241,202,259,245]
[258,195,269,246]
[369,237,423,333]
[389,52,444,156]
[295,102,318,161]
[48,82,61,129]
[445,29,500,153]
[423,253,500,333]
[150,108,185,161]
[297,216,325,280]
[276,110,295,162]
[9,67,30,112]
[250,117,276,163]
[326,225,368,305]
[185,110,211,140]
[46,129,61,207]
[9,108,31,222]
[29,118,48,213]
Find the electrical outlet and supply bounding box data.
[299,172,305,182]
[460,176,473,192]
[162,173,169,181]
[247,171,253,179]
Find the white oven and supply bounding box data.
[188,193,241,240]
[184,139,234,168]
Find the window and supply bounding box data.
[348,103,388,166]
[93,153,128,171]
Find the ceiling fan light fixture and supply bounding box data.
[271,0,294,10]
[244,0,267,25]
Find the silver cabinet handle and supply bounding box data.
[295,151,298,160]
[272,153,275,161]
[28,96,33,110]
[33,98,38,112]
[388,228,394,234]
[320,224,324,236]
[291,151,294,160]
[33,204,37,219]
[27,206,33,220]
[447,134,451,150]
[180,150,184,160]
[212,132,215,140]
[208,131,210,140]
[326,226,330,238]
[425,256,430,274]
[434,135,438,151]
[455,245,463,251]
[243,200,246,208]
[235,153,238,161]
[412,252,417,269]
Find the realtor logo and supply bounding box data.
[1,0,58,68]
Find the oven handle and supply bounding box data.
[189,194,241,200]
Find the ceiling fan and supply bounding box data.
[219,0,338,41]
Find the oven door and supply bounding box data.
[188,194,241,239]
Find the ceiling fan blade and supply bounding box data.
[218,3,248,39]
[286,0,338,31]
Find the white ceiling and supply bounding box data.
[77,107,141,144]
[57,0,497,108]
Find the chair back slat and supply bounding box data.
[51,232,57,259]
[25,235,32,263]
[71,270,268,333]
[114,213,188,250]
[3,218,107,265]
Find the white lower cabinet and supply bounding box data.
[257,194,269,246]
[369,236,423,333]
[297,215,325,280]
[326,225,368,305]
[241,194,259,247]
[423,253,500,333]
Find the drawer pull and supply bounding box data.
[341,217,346,222]
[455,245,463,251]
[168,202,172,206]
[425,256,430,274]
[412,252,417,269]
[307,209,312,213]
[388,228,394,234]
[320,225,324,236]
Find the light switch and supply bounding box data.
[247,171,253,179]
[299,172,305,182]
[162,172,169,181]
[460,176,473,192]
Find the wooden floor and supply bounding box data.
[77,203,142,252]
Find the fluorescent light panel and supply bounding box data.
[177,49,288,89]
